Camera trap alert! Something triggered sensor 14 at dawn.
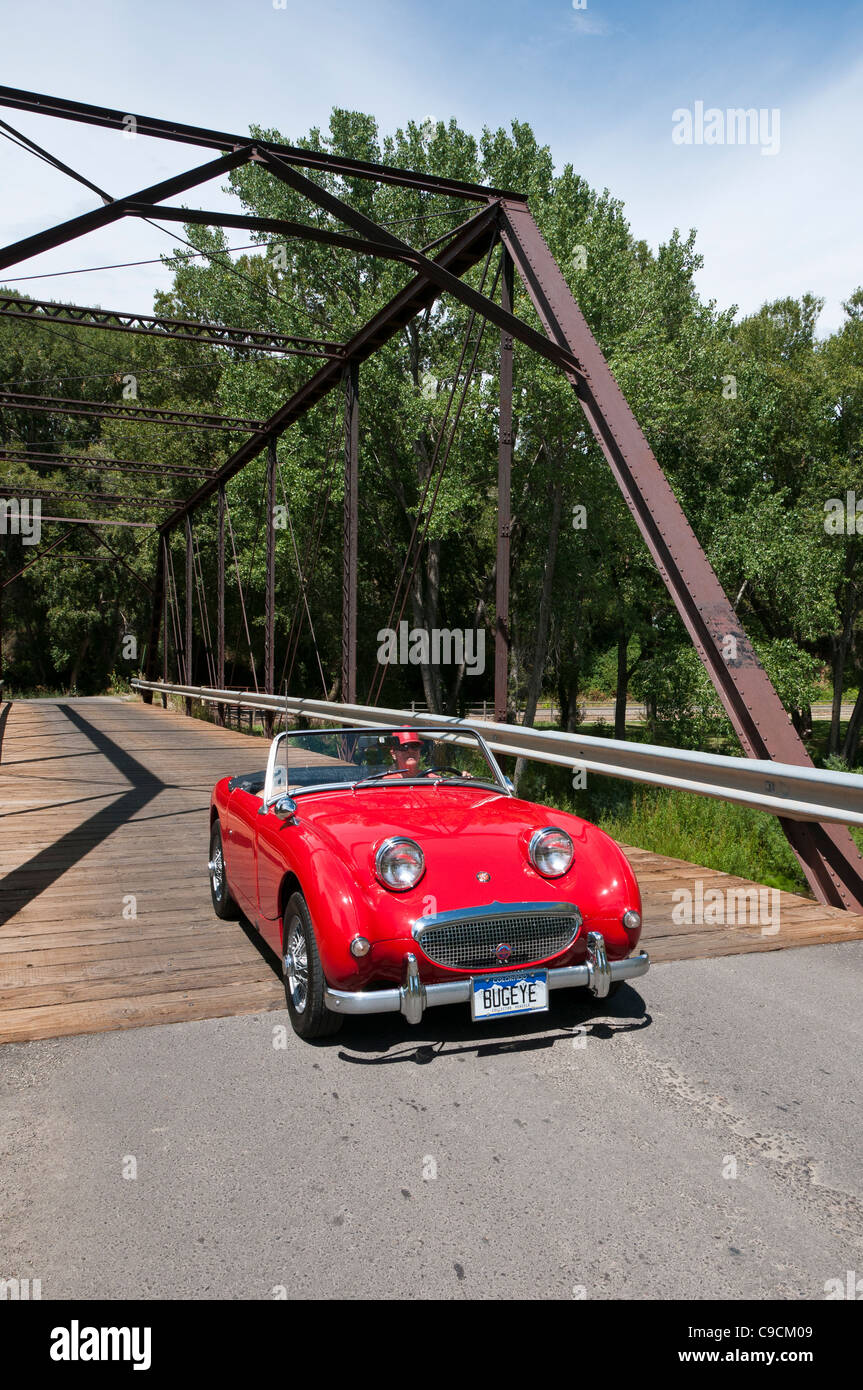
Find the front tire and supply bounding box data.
[209,820,240,920]
[282,891,343,1039]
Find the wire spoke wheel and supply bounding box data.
[284,914,309,1013]
[210,843,224,900]
[281,891,343,1039]
[209,821,239,920]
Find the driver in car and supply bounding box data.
[389,730,473,778]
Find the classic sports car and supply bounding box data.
[208,724,649,1039]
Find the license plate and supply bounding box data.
[470,969,549,1021]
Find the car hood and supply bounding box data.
[293,784,634,922]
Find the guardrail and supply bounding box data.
[131,679,863,828]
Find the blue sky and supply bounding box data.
[1,0,861,331]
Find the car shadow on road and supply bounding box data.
[334,985,652,1065]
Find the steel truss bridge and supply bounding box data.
[0,84,862,933]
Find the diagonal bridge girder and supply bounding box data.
[496,199,863,912]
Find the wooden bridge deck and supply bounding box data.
[1,697,861,1044]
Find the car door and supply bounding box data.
[225,787,261,911]
[255,804,295,953]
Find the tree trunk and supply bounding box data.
[829,631,850,756]
[841,684,863,765]
[69,634,90,692]
[447,594,489,715]
[411,539,442,713]
[614,629,628,740]
[522,480,563,728]
[513,480,563,791]
[829,551,857,755]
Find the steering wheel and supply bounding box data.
[362,768,415,783]
[424,766,470,778]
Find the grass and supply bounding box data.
[599,788,863,898]
[599,788,808,894]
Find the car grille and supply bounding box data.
[415,906,581,971]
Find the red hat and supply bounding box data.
[392,729,422,746]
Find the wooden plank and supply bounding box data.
[0,980,285,1043]
[0,962,277,1011]
[0,919,242,952]
[0,938,266,981]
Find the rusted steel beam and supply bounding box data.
[0,114,112,203]
[0,449,217,479]
[0,147,252,272]
[0,392,264,432]
[217,486,225,723]
[261,153,582,379]
[127,203,419,267]
[0,527,76,587]
[161,535,169,703]
[264,439,276,733]
[135,535,162,696]
[342,362,359,704]
[0,296,342,358]
[0,86,525,202]
[158,202,500,532]
[497,199,863,913]
[495,250,514,723]
[37,516,156,528]
[0,487,182,507]
[78,530,150,596]
[184,517,193,714]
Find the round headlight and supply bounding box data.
[375,837,425,891]
[529,826,574,878]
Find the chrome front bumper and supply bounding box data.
[323,931,649,1025]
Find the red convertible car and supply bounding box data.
[208,725,649,1039]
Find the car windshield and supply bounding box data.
[271,727,507,798]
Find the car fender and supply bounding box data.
[260,819,369,989]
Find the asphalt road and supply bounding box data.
[1,942,861,1301]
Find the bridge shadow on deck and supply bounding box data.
[0,703,163,928]
[0,700,11,764]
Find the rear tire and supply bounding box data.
[282,891,343,1040]
[209,820,240,920]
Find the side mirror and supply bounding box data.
[273,796,298,822]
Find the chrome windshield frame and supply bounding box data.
[262,725,513,800]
